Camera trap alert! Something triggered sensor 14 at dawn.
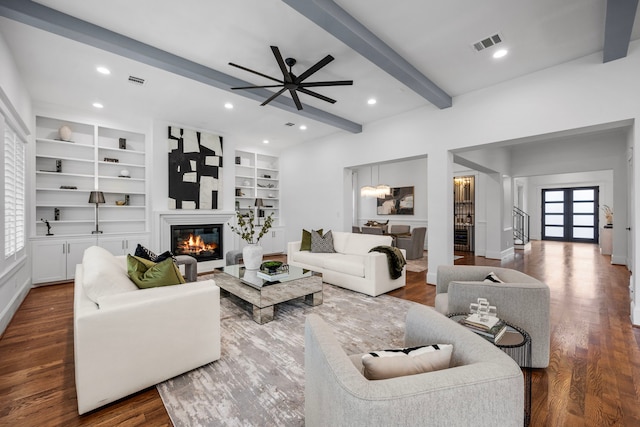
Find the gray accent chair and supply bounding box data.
[435,265,550,368]
[305,305,524,427]
[395,227,426,259]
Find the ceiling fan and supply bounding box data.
[229,46,353,110]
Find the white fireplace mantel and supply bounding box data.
[155,210,235,271]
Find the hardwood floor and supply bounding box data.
[1,240,639,426]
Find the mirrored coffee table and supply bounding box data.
[216,264,323,324]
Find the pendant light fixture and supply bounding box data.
[374,164,390,198]
[360,166,376,197]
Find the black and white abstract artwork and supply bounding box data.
[168,126,223,209]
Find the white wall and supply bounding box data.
[281,40,640,290]
[0,33,33,335]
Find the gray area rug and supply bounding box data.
[157,281,421,426]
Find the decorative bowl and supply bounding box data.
[261,260,283,273]
[115,200,126,206]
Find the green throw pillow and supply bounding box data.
[300,228,323,251]
[127,255,185,289]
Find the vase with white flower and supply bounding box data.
[228,210,275,270]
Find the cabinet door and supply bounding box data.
[32,239,67,284]
[270,228,285,253]
[125,235,149,255]
[98,236,127,256]
[66,239,97,279]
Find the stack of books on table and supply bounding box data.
[459,313,507,343]
[256,269,289,281]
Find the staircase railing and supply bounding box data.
[513,207,530,245]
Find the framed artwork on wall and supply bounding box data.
[377,186,414,215]
[168,126,223,209]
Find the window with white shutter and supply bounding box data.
[4,123,26,258]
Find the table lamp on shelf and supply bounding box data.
[88,191,105,234]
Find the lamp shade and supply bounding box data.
[254,198,264,208]
[88,191,105,204]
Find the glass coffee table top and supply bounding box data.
[221,264,313,289]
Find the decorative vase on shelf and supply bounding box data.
[242,244,263,270]
[58,125,72,141]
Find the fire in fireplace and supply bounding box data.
[171,224,223,262]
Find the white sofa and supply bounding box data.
[287,231,405,296]
[74,246,221,414]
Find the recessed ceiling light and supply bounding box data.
[263,139,269,144]
[224,102,234,109]
[92,102,104,109]
[96,66,110,75]
[299,125,307,130]
[367,98,377,105]
[493,49,508,59]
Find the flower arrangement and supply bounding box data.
[602,205,613,225]
[228,210,274,244]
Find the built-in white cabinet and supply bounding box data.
[235,150,279,225]
[98,234,150,256]
[31,237,96,284]
[31,115,149,284]
[234,226,285,255]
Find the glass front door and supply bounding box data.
[542,187,598,243]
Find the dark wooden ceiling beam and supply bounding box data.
[282,0,452,109]
[603,0,639,63]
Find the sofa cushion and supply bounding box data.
[300,229,323,251]
[292,251,340,268]
[311,230,336,253]
[484,272,504,283]
[343,233,392,255]
[134,244,176,263]
[361,344,453,380]
[127,255,186,289]
[82,246,138,304]
[323,254,365,278]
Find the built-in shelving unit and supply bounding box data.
[234,150,284,254]
[31,115,149,283]
[234,150,280,224]
[454,175,475,252]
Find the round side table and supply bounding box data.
[448,313,532,426]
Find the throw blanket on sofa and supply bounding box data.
[369,246,406,279]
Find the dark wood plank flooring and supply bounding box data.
[1,240,639,426]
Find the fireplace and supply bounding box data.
[171,224,223,262]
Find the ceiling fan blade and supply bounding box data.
[271,46,293,83]
[295,55,334,83]
[231,84,285,90]
[260,87,287,106]
[299,80,354,87]
[290,89,303,110]
[298,87,336,104]
[229,62,282,84]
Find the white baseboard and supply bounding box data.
[611,255,627,265]
[632,302,640,326]
[0,277,31,337]
[426,271,437,286]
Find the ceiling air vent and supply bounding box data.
[128,75,145,85]
[284,122,295,127]
[472,33,503,52]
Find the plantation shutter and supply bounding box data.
[4,124,26,258]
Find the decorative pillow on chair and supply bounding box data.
[134,244,176,263]
[310,230,336,253]
[484,272,504,283]
[300,229,323,251]
[127,255,186,289]
[361,344,453,380]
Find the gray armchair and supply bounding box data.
[389,224,410,235]
[395,227,426,259]
[304,305,524,427]
[435,265,550,368]
[362,226,385,235]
